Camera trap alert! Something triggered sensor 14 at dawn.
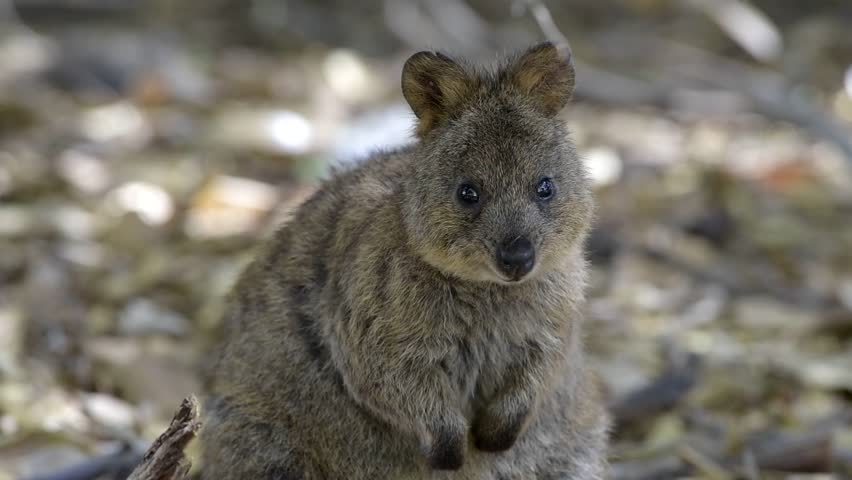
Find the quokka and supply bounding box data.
[201,41,609,479]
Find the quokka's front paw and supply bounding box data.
[427,429,465,470]
[423,418,467,470]
[472,402,530,452]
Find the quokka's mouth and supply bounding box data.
[487,262,537,284]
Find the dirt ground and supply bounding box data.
[1,1,851,478]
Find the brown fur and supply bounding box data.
[201,42,609,479]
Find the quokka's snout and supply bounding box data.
[495,236,535,281]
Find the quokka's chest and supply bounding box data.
[431,286,570,401]
[435,281,571,342]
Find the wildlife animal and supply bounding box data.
[201,41,609,479]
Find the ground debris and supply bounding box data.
[1,2,850,478]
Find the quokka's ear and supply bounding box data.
[504,42,575,116]
[402,51,474,137]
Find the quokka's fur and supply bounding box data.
[201,42,609,479]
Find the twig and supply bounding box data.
[17,398,203,480]
[610,455,689,480]
[518,0,572,59]
[3,0,135,20]
[676,443,735,480]
[634,243,834,309]
[687,0,782,63]
[612,426,840,480]
[742,450,761,480]
[732,428,837,473]
[126,396,201,480]
[608,352,701,427]
[422,0,492,53]
[646,35,852,163]
[383,0,454,54]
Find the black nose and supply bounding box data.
[496,237,535,280]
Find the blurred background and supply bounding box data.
[1,0,851,478]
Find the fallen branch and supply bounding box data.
[519,0,852,164]
[634,243,835,309]
[735,429,834,473]
[608,352,702,427]
[519,0,571,57]
[126,396,201,480]
[613,31,852,164]
[611,413,849,480]
[587,223,834,309]
[676,443,734,480]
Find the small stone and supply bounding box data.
[107,181,175,226]
[0,303,24,376]
[118,299,190,337]
[733,296,817,331]
[583,146,623,187]
[0,205,41,237]
[80,101,152,148]
[82,393,136,431]
[838,277,852,311]
[209,107,315,155]
[330,103,414,164]
[185,175,279,238]
[57,149,111,194]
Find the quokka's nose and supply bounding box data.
[496,237,535,280]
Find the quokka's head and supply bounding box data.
[400,42,593,284]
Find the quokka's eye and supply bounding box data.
[457,184,480,205]
[536,178,555,201]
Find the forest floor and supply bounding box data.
[1,1,851,479]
